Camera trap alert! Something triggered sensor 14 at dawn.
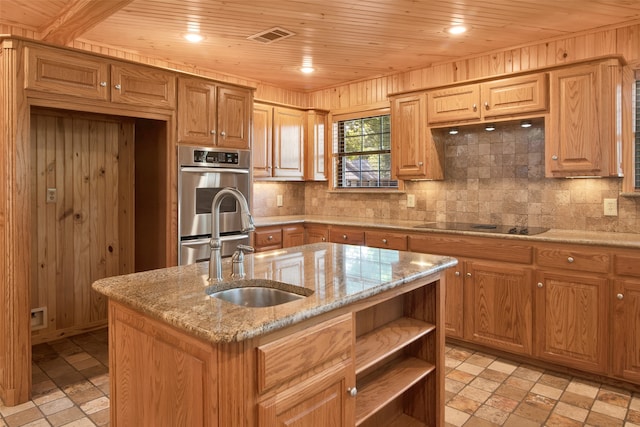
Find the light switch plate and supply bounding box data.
[604,198,618,216]
[276,194,283,207]
[407,194,416,208]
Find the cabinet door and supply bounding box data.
[612,280,640,382]
[535,271,608,374]
[111,63,176,108]
[444,266,464,339]
[305,110,328,181]
[25,45,109,100]
[177,77,216,145]
[283,224,305,248]
[217,86,251,149]
[253,104,273,177]
[481,73,548,118]
[546,60,620,177]
[273,107,305,178]
[305,225,328,244]
[426,84,481,124]
[464,261,533,355]
[391,94,427,179]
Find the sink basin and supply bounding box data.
[207,281,312,307]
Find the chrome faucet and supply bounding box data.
[209,188,255,281]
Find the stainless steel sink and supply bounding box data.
[207,281,312,307]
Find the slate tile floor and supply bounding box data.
[1,330,640,426]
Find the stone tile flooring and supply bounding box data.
[2,330,640,426]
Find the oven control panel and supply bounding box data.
[194,150,239,165]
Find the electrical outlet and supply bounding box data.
[276,194,283,207]
[46,188,57,203]
[407,194,416,208]
[604,198,618,216]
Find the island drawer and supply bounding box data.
[535,244,610,273]
[256,314,353,393]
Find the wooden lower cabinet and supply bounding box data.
[464,261,533,355]
[443,265,464,339]
[612,279,640,382]
[534,270,608,374]
[305,224,328,243]
[283,224,305,247]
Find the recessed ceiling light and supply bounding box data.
[300,66,315,74]
[448,25,467,35]
[184,33,203,43]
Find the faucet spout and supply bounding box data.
[209,188,254,282]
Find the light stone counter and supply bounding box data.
[254,215,640,249]
[92,242,457,343]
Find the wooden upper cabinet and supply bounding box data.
[427,73,547,125]
[178,78,251,148]
[25,45,109,100]
[111,63,176,108]
[391,93,444,180]
[427,84,481,124]
[273,107,305,178]
[481,73,548,118]
[252,103,274,177]
[305,110,328,181]
[546,59,622,177]
[25,44,176,108]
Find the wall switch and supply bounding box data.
[407,194,416,208]
[604,198,618,216]
[276,194,283,207]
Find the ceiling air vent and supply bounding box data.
[248,27,295,44]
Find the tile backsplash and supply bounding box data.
[259,120,640,233]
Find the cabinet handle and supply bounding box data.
[552,154,558,160]
[567,256,574,263]
[537,282,544,288]
[347,387,358,397]
[454,271,460,276]
[472,103,477,111]
[484,101,489,110]
[343,234,348,240]
[210,130,216,135]
[114,84,121,90]
[220,131,226,137]
[382,238,388,244]
[466,272,472,278]
[267,235,273,241]
[617,293,624,300]
[99,81,107,87]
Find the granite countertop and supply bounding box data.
[92,242,457,344]
[254,215,640,249]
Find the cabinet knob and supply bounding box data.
[454,271,460,276]
[484,101,489,110]
[343,234,348,240]
[466,272,472,278]
[347,387,358,397]
[567,256,574,263]
[537,282,544,288]
[114,84,121,90]
[210,130,216,135]
[220,131,226,137]
[472,103,477,111]
[418,161,424,166]
[552,154,558,160]
[617,293,624,300]
[267,235,273,241]
[382,238,388,244]
[99,81,107,87]
[322,237,326,241]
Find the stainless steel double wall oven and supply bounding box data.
[177,146,251,265]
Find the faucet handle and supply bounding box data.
[231,245,254,279]
[236,244,255,254]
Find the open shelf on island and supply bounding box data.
[387,413,428,427]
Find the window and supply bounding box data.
[332,113,397,189]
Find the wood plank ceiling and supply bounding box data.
[2,0,640,91]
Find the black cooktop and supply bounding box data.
[413,222,549,236]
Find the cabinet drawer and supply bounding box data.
[365,231,407,251]
[409,234,533,264]
[25,45,109,100]
[257,314,352,393]
[329,228,365,245]
[254,227,283,250]
[536,246,610,273]
[613,254,640,278]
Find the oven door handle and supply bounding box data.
[180,167,249,174]
[181,234,249,248]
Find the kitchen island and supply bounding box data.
[92,242,457,427]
